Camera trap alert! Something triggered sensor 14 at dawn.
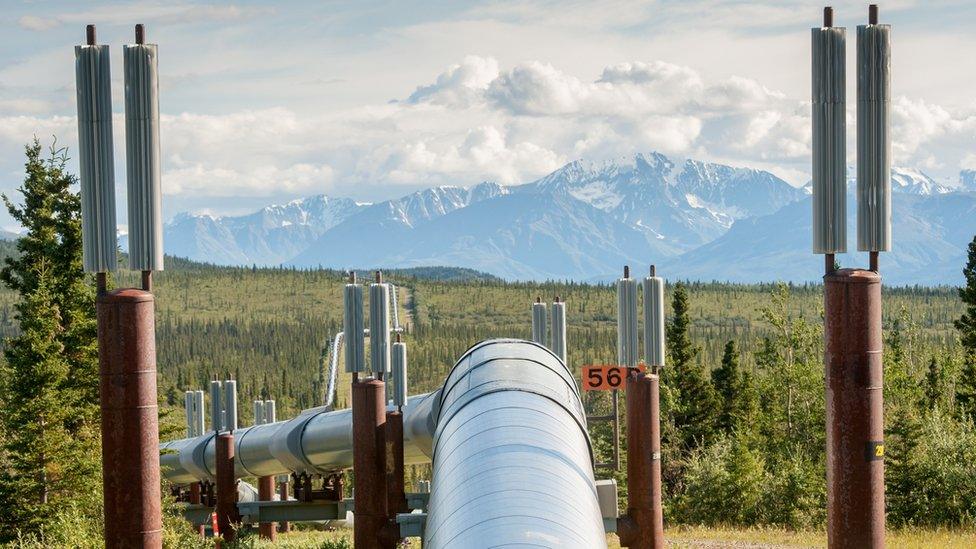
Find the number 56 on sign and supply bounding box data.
[581,365,645,391]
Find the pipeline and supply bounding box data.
[424,339,605,548]
[160,339,605,547]
[160,392,438,485]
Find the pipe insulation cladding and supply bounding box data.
[531,300,548,347]
[811,24,847,254]
[369,282,391,373]
[75,43,118,273]
[642,274,666,368]
[123,42,164,270]
[344,281,365,373]
[551,299,568,364]
[424,340,605,548]
[857,22,892,252]
[617,275,639,368]
[159,392,439,484]
[160,340,607,546]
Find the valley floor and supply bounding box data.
[232,527,976,548]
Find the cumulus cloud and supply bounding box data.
[406,56,499,107]
[890,96,976,170]
[2,53,974,218]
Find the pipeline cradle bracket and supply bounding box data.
[236,499,352,524]
[596,479,620,533]
[398,512,427,539]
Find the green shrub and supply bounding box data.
[888,408,976,526]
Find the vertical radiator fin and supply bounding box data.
[617,275,639,368]
[123,43,164,270]
[811,26,847,254]
[531,300,548,347]
[550,299,567,364]
[857,23,892,252]
[344,279,365,373]
[75,44,118,272]
[642,273,666,368]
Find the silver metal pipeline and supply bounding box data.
[160,391,438,484]
[160,339,605,547]
[424,339,605,548]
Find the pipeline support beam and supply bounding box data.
[352,379,388,549]
[258,475,277,540]
[216,433,240,542]
[617,372,665,548]
[385,410,407,520]
[824,269,884,549]
[97,289,162,548]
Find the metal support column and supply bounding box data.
[258,475,277,541]
[386,410,407,516]
[824,269,884,548]
[617,371,664,548]
[188,482,205,537]
[352,378,389,549]
[216,433,240,543]
[279,478,291,533]
[97,288,162,548]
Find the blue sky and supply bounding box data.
[1,0,974,229]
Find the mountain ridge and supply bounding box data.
[156,152,976,285]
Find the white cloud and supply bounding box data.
[406,56,499,107]
[890,96,976,170]
[16,3,271,31]
[487,62,588,116]
[962,153,976,171]
[17,16,60,32]
[164,161,333,197]
[2,51,974,214]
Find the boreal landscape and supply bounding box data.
[1,143,976,547]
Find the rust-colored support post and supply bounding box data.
[215,433,240,543]
[824,269,885,549]
[188,482,205,537]
[385,410,407,516]
[617,371,664,548]
[352,378,388,549]
[97,289,162,548]
[279,479,291,533]
[258,475,277,540]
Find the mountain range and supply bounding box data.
[158,153,976,285]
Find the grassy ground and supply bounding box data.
[230,527,976,548]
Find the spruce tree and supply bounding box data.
[712,340,755,435]
[923,356,942,410]
[956,235,976,416]
[666,282,719,450]
[0,141,100,538]
[0,267,97,532]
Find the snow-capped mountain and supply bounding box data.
[801,167,955,196]
[157,152,976,285]
[163,195,365,265]
[511,153,804,248]
[961,170,976,192]
[891,168,954,195]
[667,189,976,285]
[286,153,803,275]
